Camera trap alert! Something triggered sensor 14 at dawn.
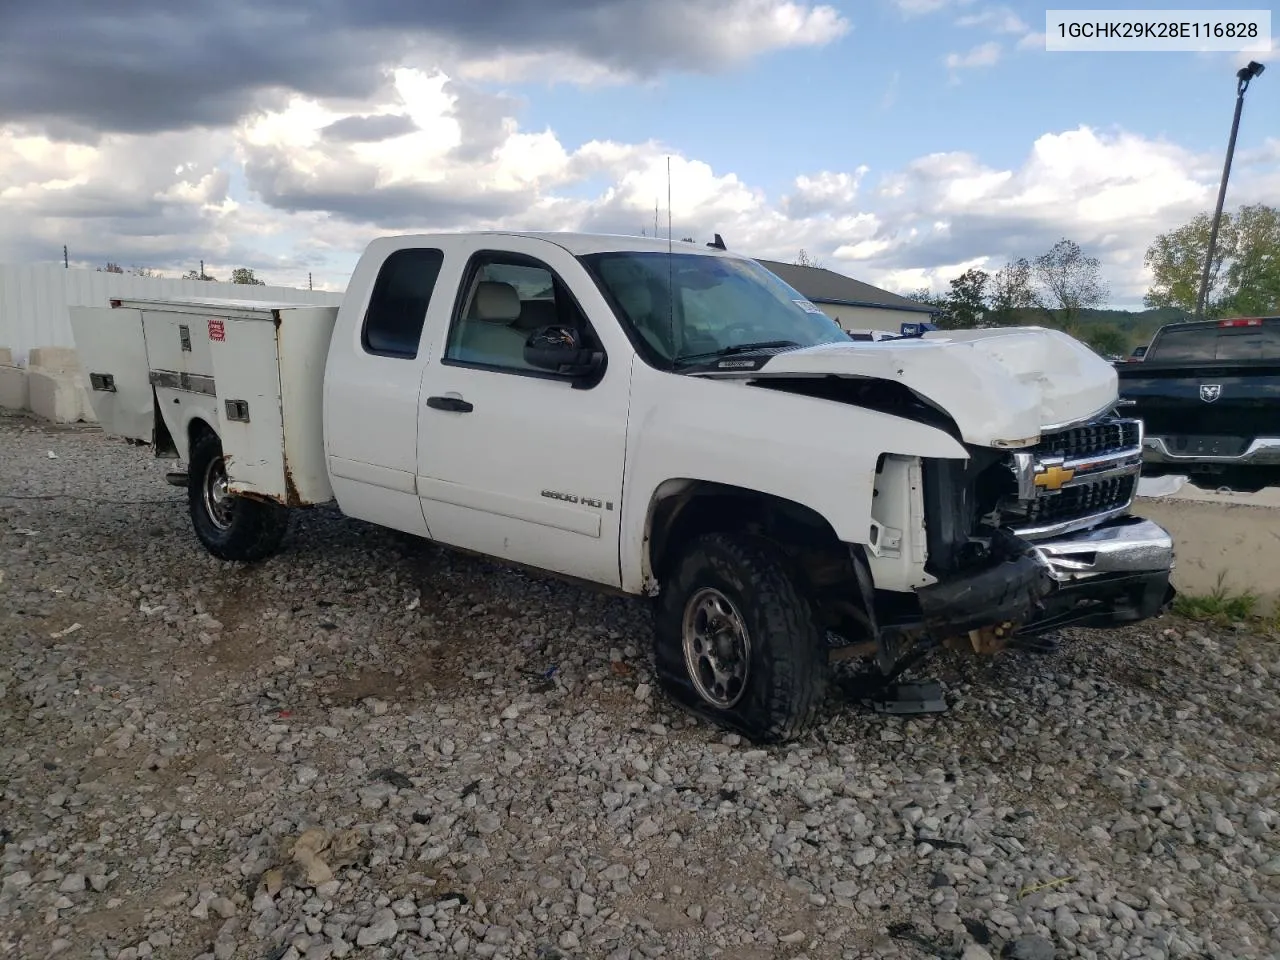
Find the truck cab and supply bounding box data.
[70,231,1176,742]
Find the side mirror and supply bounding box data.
[524,325,603,379]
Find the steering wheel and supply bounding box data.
[721,323,757,342]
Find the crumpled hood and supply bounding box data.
[743,326,1118,447]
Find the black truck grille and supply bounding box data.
[1018,474,1137,529]
[994,416,1143,537]
[1029,418,1141,462]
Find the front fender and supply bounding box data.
[619,360,969,592]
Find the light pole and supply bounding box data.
[1195,60,1265,319]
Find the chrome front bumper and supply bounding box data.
[911,514,1176,647]
[1032,515,1174,583]
[1144,436,1280,466]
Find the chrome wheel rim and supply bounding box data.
[681,587,751,709]
[203,455,234,530]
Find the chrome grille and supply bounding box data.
[999,416,1144,539]
[1027,418,1142,461]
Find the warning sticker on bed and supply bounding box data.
[793,299,825,315]
[208,319,225,341]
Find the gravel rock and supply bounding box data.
[1,414,1278,960]
[1000,935,1055,960]
[356,908,398,946]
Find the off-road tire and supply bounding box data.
[188,430,290,561]
[653,532,830,743]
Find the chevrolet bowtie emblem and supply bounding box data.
[1034,464,1075,492]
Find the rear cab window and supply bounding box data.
[1147,317,1280,362]
[361,247,446,359]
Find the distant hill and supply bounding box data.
[996,306,1192,353]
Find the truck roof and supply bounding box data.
[377,230,745,259]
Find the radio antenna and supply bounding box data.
[666,156,675,354]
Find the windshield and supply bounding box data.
[578,250,849,366]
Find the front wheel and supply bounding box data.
[653,532,830,743]
[187,430,290,561]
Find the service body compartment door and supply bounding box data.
[275,306,338,505]
[67,306,154,441]
[207,316,290,503]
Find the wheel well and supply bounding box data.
[647,481,863,635]
[152,388,179,459]
[187,417,217,459]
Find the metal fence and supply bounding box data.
[0,264,345,364]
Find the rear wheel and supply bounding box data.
[187,429,290,561]
[653,532,830,743]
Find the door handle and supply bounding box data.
[426,395,473,413]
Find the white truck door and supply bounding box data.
[67,306,153,441]
[414,235,634,588]
[322,244,452,539]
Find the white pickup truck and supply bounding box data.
[69,231,1175,741]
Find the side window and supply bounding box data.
[443,253,592,373]
[361,247,444,359]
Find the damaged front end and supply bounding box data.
[854,413,1176,677]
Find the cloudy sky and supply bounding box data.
[1,0,1275,307]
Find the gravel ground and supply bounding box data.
[2,410,1279,960]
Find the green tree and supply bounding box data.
[231,267,266,285]
[1083,323,1128,357]
[986,257,1036,326]
[903,287,948,316]
[1223,203,1280,316]
[1032,238,1108,334]
[1144,203,1280,318]
[942,267,989,329]
[183,268,216,281]
[1143,211,1235,316]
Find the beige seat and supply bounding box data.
[512,298,559,333]
[454,281,535,369]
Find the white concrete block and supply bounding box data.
[0,347,12,366]
[27,370,86,423]
[0,364,28,411]
[75,379,98,423]
[28,346,82,375]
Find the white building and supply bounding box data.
[757,258,939,333]
[0,264,342,364]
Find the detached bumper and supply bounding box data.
[914,515,1175,644]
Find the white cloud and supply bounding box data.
[451,1,851,84]
[1018,31,1046,50]
[2,63,1278,308]
[944,41,1002,72]
[956,7,1028,33]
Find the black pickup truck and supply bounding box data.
[1116,315,1280,491]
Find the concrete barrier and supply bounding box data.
[0,361,27,411]
[27,369,89,423]
[1135,478,1280,615]
[0,343,97,423]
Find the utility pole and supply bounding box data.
[308,272,313,290]
[1195,60,1265,319]
[63,245,68,268]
